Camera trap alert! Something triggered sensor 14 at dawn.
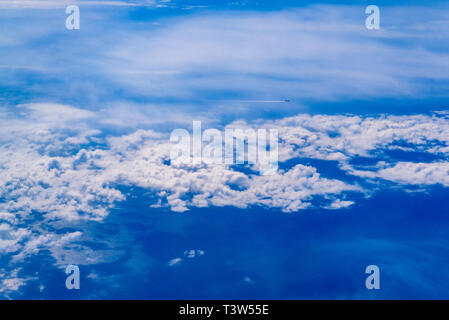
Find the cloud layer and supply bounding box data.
[1,3,449,297]
[1,104,449,296]
[1,4,449,118]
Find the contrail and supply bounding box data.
[214,100,291,103]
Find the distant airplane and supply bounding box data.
[209,99,292,103]
[251,99,291,103]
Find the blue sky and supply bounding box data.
[1,0,449,299]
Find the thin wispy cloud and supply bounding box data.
[0,0,160,9]
[1,4,449,116]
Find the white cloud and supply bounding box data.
[1,5,448,125]
[273,114,449,161]
[0,223,30,254]
[11,231,83,262]
[325,199,355,210]
[347,162,449,187]
[0,268,37,297]
[1,2,449,297]
[168,250,205,268]
[19,103,95,122]
[0,0,159,9]
[2,107,449,223]
[167,258,182,267]
[2,103,449,294]
[184,250,205,258]
[107,6,449,103]
[243,276,254,284]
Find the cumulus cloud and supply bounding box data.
[184,250,205,258]
[0,268,37,298]
[167,258,182,267]
[0,223,30,254]
[168,249,205,267]
[2,106,449,222]
[346,162,449,187]
[1,103,449,295]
